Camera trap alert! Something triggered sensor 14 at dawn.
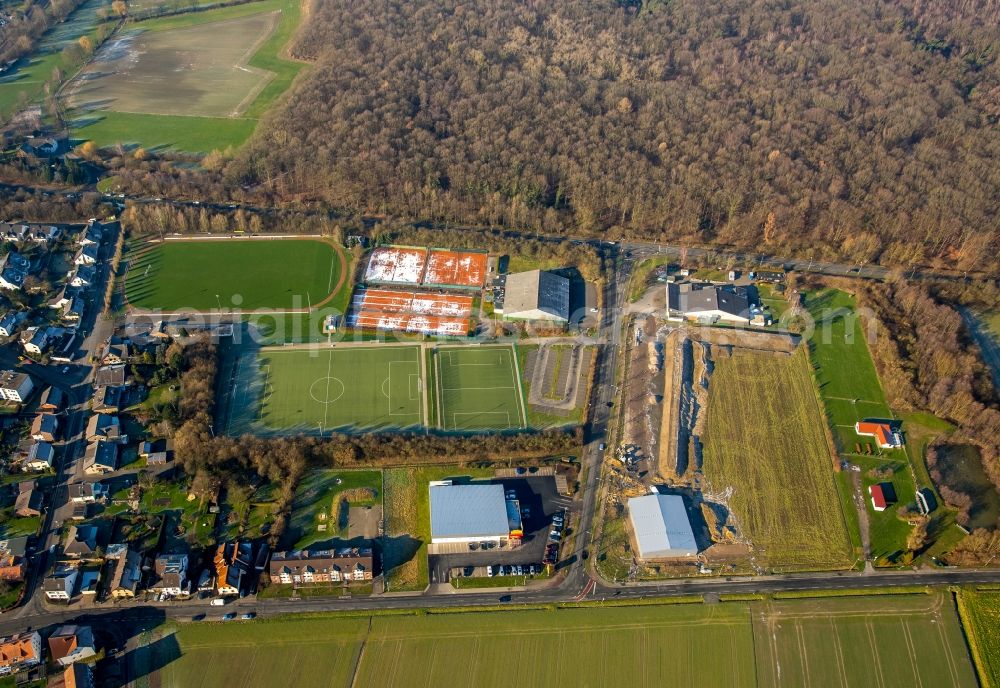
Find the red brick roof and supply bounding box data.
[856,421,894,446]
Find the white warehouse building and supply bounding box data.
[627,493,699,560]
[429,482,521,544]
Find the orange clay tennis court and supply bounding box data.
[347,288,473,336]
[423,249,488,288]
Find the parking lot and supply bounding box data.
[428,475,573,584]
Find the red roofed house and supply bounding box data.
[0,631,41,675]
[855,421,903,449]
[869,482,897,512]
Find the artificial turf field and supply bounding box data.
[247,346,424,433]
[701,346,854,570]
[434,345,527,431]
[148,593,976,688]
[125,239,345,311]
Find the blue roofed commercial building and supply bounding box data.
[626,493,699,560]
[429,482,523,545]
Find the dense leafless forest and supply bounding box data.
[220,0,1000,268]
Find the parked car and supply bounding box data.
[222,613,236,621]
[241,613,255,620]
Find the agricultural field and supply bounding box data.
[229,345,425,435]
[701,346,854,570]
[125,239,346,311]
[285,469,381,549]
[753,592,977,687]
[433,345,526,431]
[958,588,1000,688]
[151,617,368,687]
[141,592,975,687]
[382,466,492,592]
[68,0,305,151]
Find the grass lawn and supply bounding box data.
[125,239,345,311]
[0,511,41,538]
[382,466,492,592]
[140,480,215,547]
[628,255,672,302]
[231,345,424,435]
[286,469,381,549]
[434,345,526,431]
[69,0,306,152]
[752,592,976,687]
[701,347,854,570]
[958,588,1000,688]
[802,288,959,564]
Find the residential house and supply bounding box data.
[108,548,141,599]
[82,440,117,475]
[91,386,124,414]
[0,370,33,402]
[0,251,31,291]
[213,544,241,597]
[20,327,51,356]
[24,441,53,471]
[64,525,97,559]
[151,553,189,596]
[0,554,25,583]
[101,343,129,366]
[55,663,93,688]
[73,244,98,267]
[268,548,374,585]
[0,631,42,675]
[43,565,79,601]
[23,224,59,244]
[94,364,126,387]
[0,311,26,338]
[68,264,95,289]
[0,537,27,561]
[48,286,73,311]
[141,439,173,466]
[60,297,85,324]
[68,482,106,504]
[20,135,63,157]
[30,413,59,442]
[77,569,99,595]
[855,421,904,449]
[47,626,96,667]
[78,222,102,247]
[85,414,124,443]
[666,282,759,325]
[38,386,65,412]
[14,488,41,517]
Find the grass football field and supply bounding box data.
[434,345,526,431]
[125,239,345,311]
[701,346,854,570]
[242,346,424,434]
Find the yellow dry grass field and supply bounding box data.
[701,346,853,570]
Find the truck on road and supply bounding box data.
[210,598,226,606]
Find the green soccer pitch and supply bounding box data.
[243,346,424,433]
[125,239,346,311]
[434,345,527,431]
